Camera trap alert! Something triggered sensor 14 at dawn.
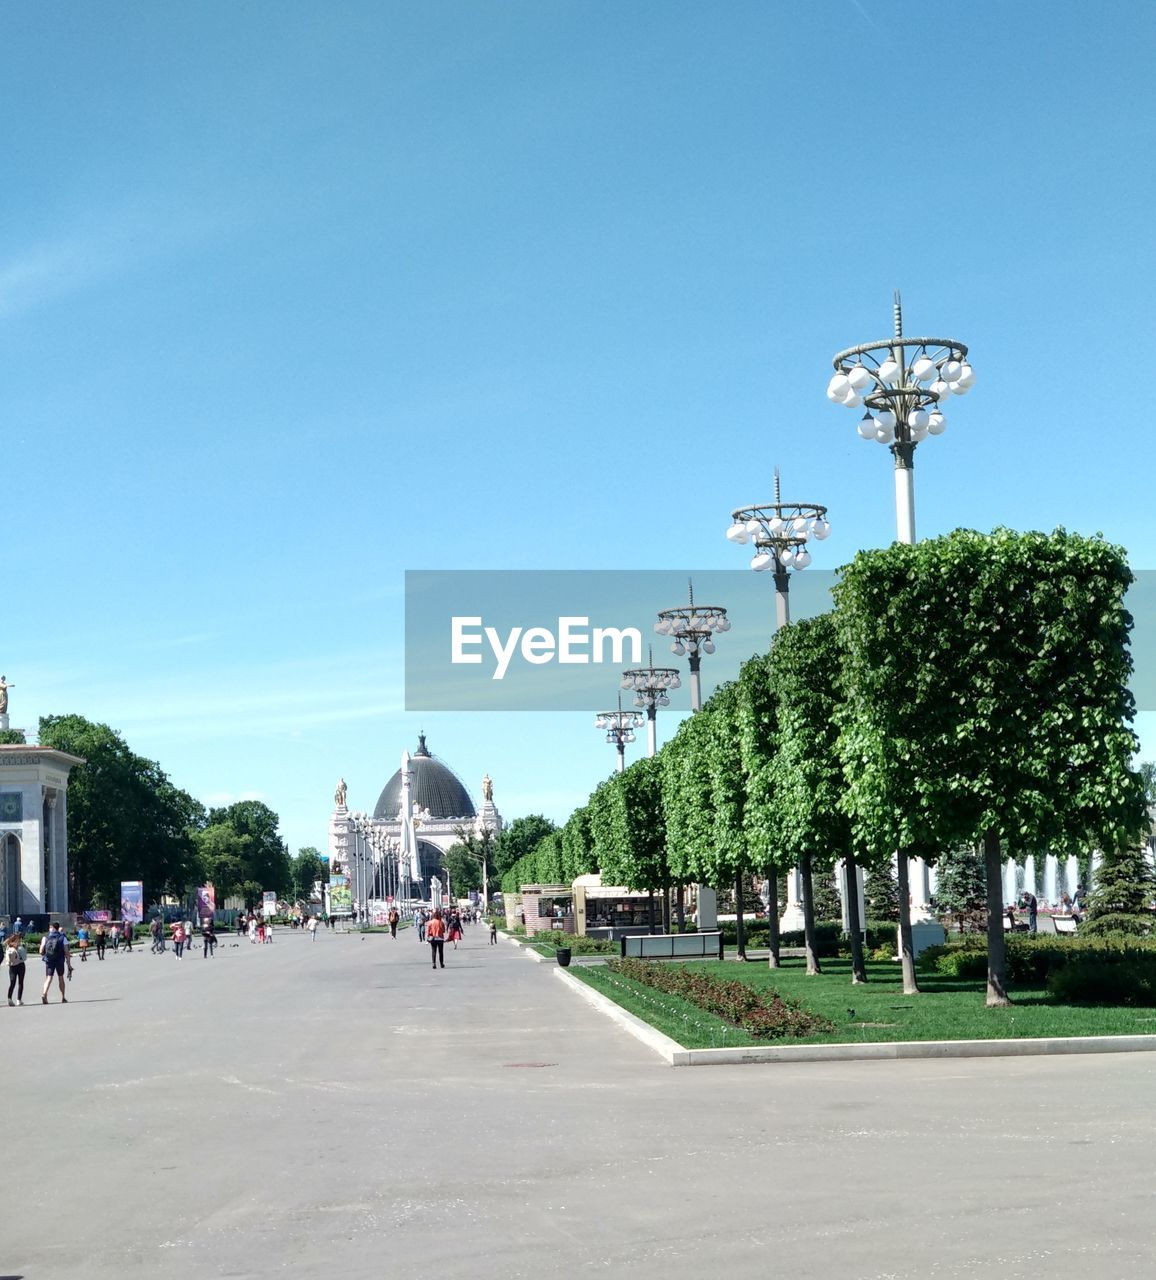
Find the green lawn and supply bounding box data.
[570,956,1156,1050]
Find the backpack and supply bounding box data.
[44,933,63,962]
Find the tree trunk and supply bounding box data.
[845,852,867,984]
[984,828,1011,1007]
[766,865,781,969]
[647,890,656,935]
[896,854,920,995]
[675,884,685,932]
[800,853,821,975]
[734,871,747,960]
[661,885,671,934]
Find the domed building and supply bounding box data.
[328,733,500,907]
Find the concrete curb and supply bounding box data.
[553,966,678,1064]
[551,966,1156,1067]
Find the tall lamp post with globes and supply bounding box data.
[620,647,681,759]
[620,649,680,934]
[654,581,729,930]
[726,468,831,944]
[827,290,972,545]
[726,468,830,630]
[827,292,973,926]
[654,580,730,713]
[594,695,644,774]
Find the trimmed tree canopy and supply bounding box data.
[833,528,1146,861]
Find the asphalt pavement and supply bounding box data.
[3,923,1154,1279]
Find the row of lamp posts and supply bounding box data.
[591,293,973,927]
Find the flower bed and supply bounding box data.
[604,957,834,1039]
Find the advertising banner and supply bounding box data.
[262,891,277,918]
[195,885,216,923]
[83,910,111,922]
[329,874,351,914]
[120,881,144,924]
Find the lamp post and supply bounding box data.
[655,580,730,713]
[726,470,830,950]
[620,647,681,758]
[594,695,644,773]
[726,468,830,630]
[829,293,974,925]
[828,289,972,545]
[621,648,680,935]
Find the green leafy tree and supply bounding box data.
[444,842,483,894]
[291,847,326,901]
[835,528,1146,1006]
[1083,842,1156,936]
[932,847,987,932]
[0,728,26,745]
[560,806,595,882]
[764,616,870,981]
[448,823,496,900]
[599,756,667,903]
[1137,761,1156,807]
[810,866,842,923]
[865,862,900,923]
[193,823,253,904]
[207,800,292,904]
[40,713,203,909]
[492,814,557,881]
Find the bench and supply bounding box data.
[621,932,723,961]
[1053,915,1079,935]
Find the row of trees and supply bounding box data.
[503,529,1149,1007]
[29,714,297,912]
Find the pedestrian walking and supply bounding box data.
[173,923,185,958]
[39,922,72,1003]
[448,911,462,950]
[94,923,107,961]
[76,922,89,962]
[388,907,399,939]
[248,917,257,945]
[426,909,446,970]
[149,918,162,954]
[307,915,318,941]
[489,919,498,945]
[416,909,427,943]
[110,923,121,952]
[202,920,217,958]
[123,921,135,952]
[5,933,27,1005]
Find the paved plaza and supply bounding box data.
[3,926,1155,1279]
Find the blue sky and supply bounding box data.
[3,1,1156,856]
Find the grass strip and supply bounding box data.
[572,957,1156,1048]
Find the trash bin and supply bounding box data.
[556,947,572,967]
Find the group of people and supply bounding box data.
[1006,887,1085,933]
[415,906,477,969]
[4,921,74,1005]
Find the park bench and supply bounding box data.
[621,932,724,961]
[1053,915,1079,935]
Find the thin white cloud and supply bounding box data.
[0,198,238,321]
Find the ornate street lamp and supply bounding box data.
[620,647,681,758]
[594,694,645,773]
[828,290,973,545]
[655,580,730,712]
[726,468,830,630]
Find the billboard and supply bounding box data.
[195,885,216,923]
[120,881,144,924]
[329,874,351,914]
[262,891,277,918]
